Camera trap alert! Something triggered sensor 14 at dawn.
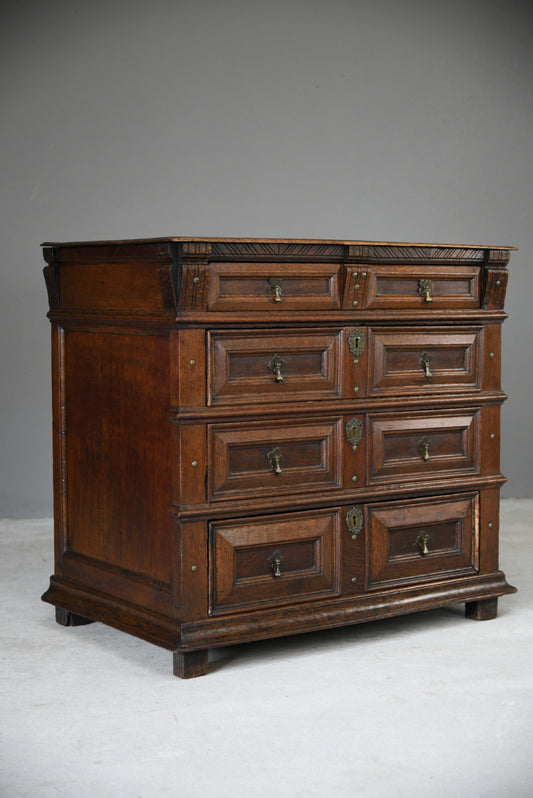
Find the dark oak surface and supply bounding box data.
[42,236,516,248]
[42,236,516,676]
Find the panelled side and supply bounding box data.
[44,327,175,617]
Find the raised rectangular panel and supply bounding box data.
[369,326,482,395]
[368,409,480,484]
[363,264,480,310]
[209,328,343,404]
[209,417,343,501]
[207,262,341,310]
[368,492,479,588]
[210,507,340,613]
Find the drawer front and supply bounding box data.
[210,507,340,613]
[209,328,342,405]
[207,262,342,310]
[369,326,482,396]
[363,264,480,309]
[209,417,342,501]
[368,492,479,588]
[368,409,480,484]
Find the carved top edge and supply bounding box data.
[345,245,487,262]
[41,237,516,251]
[210,242,345,257]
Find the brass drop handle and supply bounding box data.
[416,532,430,556]
[268,277,283,303]
[267,353,285,382]
[419,351,433,379]
[418,279,433,303]
[267,446,283,475]
[418,435,431,461]
[268,549,284,578]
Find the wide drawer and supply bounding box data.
[369,326,482,396]
[362,264,480,309]
[209,417,343,501]
[208,328,343,405]
[207,262,342,310]
[209,507,340,613]
[367,492,479,588]
[368,408,480,484]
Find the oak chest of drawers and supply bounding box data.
[42,237,516,677]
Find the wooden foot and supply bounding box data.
[465,597,498,621]
[173,650,209,678]
[55,607,94,626]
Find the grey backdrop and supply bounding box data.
[1,0,532,516]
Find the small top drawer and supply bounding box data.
[362,264,480,310]
[207,262,342,311]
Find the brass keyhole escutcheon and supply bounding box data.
[418,435,431,462]
[348,329,366,361]
[418,279,433,303]
[419,351,432,380]
[416,532,430,556]
[268,549,284,578]
[267,277,283,303]
[345,418,363,451]
[346,506,363,541]
[267,353,285,382]
[267,446,283,475]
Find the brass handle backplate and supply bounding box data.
[416,532,430,556]
[267,277,283,303]
[267,446,283,475]
[268,549,283,578]
[419,351,433,380]
[418,279,433,303]
[267,353,285,382]
[418,435,431,461]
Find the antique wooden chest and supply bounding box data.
[42,237,516,677]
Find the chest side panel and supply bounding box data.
[60,329,173,596]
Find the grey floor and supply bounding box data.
[1,499,532,798]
